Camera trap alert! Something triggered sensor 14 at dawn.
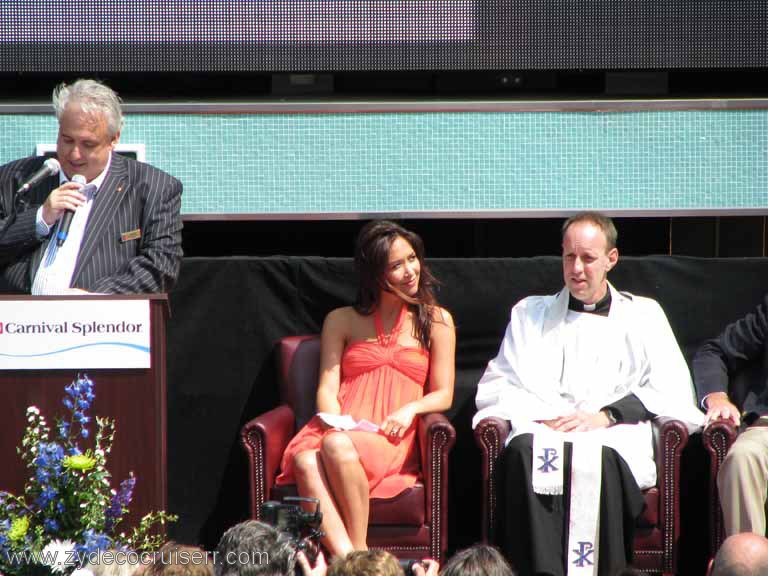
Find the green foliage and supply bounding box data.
[0,376,176,575]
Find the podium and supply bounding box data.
[0,294,168,527]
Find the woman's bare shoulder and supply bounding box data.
[430,305,455,327]
[323,306,376,347]
[324,306,371,331]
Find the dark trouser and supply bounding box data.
[496,433,645,576]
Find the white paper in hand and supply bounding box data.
[317,412,380,433]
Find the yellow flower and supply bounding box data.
[63,454,96,471]
[8,516,29,541]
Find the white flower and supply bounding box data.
[27,406,40,415]
[40,539,77,573]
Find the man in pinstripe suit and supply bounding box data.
[0,79,182,294]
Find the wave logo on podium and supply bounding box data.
[0,340,150,357]
[0,300,151,370]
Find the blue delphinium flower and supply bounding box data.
[119,476,136,506]
[75,529,112,556]
[105,475,136,532]
[34,442,64,473]
[33,442,64,509]
[43,518,59,533]
[35,467,50,484]
[62,374,94,444]
[37,486,58,509]
[0,519,10,549]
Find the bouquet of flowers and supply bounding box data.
[0,375,175,575]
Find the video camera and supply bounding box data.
[398,559,424,575]
[260,496,324,563]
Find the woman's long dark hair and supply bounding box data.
[353,220,439,349]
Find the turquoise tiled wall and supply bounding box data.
[1,109,766,214]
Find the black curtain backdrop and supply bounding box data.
[165,255,768,571]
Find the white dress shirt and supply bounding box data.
[31,158,111,295]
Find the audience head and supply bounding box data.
[215,520,297,576]
[327,550,402,576]
[561,211,619,305]
[80,549,137,576]
[710,533,768,576]
[440,544,516,576]
[142,542,214,576]
[354,220,438,347]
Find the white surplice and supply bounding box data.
[473,283,705,490]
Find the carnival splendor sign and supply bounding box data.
[0,299,150,370]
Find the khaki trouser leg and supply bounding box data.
[717,426,768,536]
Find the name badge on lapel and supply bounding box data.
[120,229,142,243]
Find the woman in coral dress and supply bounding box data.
[275,220,455,557]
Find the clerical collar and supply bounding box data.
[568,290,612,316]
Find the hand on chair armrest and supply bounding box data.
[240,404,296,513]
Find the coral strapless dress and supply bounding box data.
[275,305,429,498]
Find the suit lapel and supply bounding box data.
[71,153,128,286]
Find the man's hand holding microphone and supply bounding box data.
[42,174,87,246]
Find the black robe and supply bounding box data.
[495,433,645,576]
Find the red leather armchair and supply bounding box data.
[700,361,761,558]
[702,419,738,558]
[474,416,690,576]
[240,335,456,563]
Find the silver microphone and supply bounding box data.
[16,158,60,195]
[56,174,85,247]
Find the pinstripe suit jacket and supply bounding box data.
[0,153,183,294]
